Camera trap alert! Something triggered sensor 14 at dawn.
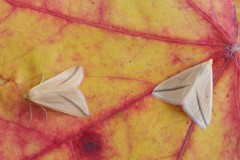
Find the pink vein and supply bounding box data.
[86,75,154,85]
[213,58,231,85]
[234,55,240,120]
[186,0,235,43]
[176,121,194,160]
[4,0,224,46]
[0,7,16,24]
[27,85,154,159]
[0,116,50,142]
[99,0,104,25]
[123,113,133,156]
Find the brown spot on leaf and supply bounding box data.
[73,130,104,160]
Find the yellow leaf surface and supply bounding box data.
[0,0,239,159]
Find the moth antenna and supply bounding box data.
[29,103,33,122]
[40,74,45,84]
[40,105,48,119]
[70,140,77,160]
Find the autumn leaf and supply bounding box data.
[0,0,239,159]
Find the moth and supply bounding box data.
[152,59,213,129]
[25,66,90,117]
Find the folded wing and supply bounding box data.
[30,89,89,116]
[182,64,213,129]
[27,66,90,117]
[152,62,205,105]
[30,66,84,92]
[152,59,213,129]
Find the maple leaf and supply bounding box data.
[0,0,239,159]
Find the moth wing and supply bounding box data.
[182,64,213,129]
[152,62,206,105]
[30,89,89,117]
[30,66,84,92]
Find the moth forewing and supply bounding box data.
[26,66,90,117]
[152,59,213,129]
[29,66,84,92]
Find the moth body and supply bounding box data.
[26,66,90,117]
[152,59,213,129]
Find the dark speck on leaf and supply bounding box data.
[84,141,100,153]
[76,131,103,158]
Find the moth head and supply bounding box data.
[207,59,213,66]
[24,92,31,100]
[24,90,38,100]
